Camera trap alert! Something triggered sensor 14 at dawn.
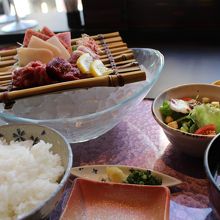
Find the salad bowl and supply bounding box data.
[0,48,164,143]
[152,83,220,157]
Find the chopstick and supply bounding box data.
[0,71,146,102]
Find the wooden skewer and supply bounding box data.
[73,36,122,46]
[100,49,133,59]
[0,32,120,58]
[0,55,15,61]
[0,86,8,91]
[0,53,134,70]
[99,46,128,55]
[0,75,11,81]
[0,48,17,57]
[96,36,122,45]
[114,66,141,73]
[100,42,126,50]
[0,42,127,61]
[0,60,16,68]
[0,66,14,72]
[71,32,120,44]
[0,71,13,76]
[0,51,135,77]
[0,32,121,57]
[102,53,134,64]
[0,71,146,102]
[0,66,139,81]
[0,79,11,85]
[105,59,136,68]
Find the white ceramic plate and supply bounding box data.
[71,164,182,187]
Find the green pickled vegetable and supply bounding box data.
[125,169,162,185]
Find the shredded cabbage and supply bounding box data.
[191,104,220,133]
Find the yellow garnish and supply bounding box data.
[106,166,126,183]
[76,53,93,74]
[90,59,112,77]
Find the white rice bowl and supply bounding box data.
[0,138,64,220]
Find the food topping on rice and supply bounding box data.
[0,138,64,220]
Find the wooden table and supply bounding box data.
[50,99,217,220]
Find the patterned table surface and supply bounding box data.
[51,99,218,220]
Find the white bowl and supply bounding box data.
[152,83,220,157]
[0,48,164,143]
[0,123,72,219]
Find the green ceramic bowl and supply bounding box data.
[0,123,72,220]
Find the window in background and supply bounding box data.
[12,0,67,17]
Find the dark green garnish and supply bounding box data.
[160,100,186,121]
[125,169,162,185]
[160,100,172,117]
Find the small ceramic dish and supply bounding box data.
[71,164,181,187]
[204,133,220,219]
[152,83,220,157]
[212,80,220,85]
[60,178,170,220]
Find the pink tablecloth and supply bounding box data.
[51,99,217,220]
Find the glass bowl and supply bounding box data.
[0,48,164,143]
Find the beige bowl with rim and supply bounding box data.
[152,83,220,157]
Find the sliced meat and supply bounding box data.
[46,57,87,81]
[68,50,84,66]
[41,26,55,37]
[23,29,50,47]
[56,32,72,53]
[77,45,99,59]
[12,61,53,88]
[76,34,101,54]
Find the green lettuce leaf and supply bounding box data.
[191,104,220,133]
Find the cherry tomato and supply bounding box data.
[194,124,216,135]
[181,97,193,101]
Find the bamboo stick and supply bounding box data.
[0,86,8,91]
[0,71,146,102]
[0,79,11,85]
[71,32,120,44]
[0,55,15,61]
[99,46,128,55]
[0,33,121,58]
[115,66,141,73]
[105,59,136,67]
[102,53,134,64]
[96,36,122,45]
[0,53,134,70]
[0,71,12,76]
[100,49,133,59]
[0,66,14,72]
[0,42,127,61]
[0,75,11,81]
[0,49,17,57]
[0,68,141,84]
[0,60,16,68]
